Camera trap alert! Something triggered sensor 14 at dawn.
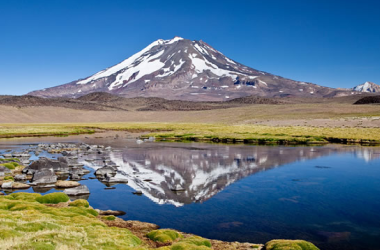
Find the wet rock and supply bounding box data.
[11,182,30,189]
[104,187,116,190]
[132,190,143,195]
[31,169,57,185]
[0,166,11,176]
[1,182,13,189]
[64,185,90,196]
[56,180,81,188]
[23,157,69,174]
[14,174,27,181]
[97,209,126,216]
[70,167,86,176]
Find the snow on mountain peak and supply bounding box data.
[28,37,343,100]
[353,81,380,93]
[75,37,258,91]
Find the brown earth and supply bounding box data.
[0,93,380,128]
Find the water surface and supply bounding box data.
[1,135,380,250]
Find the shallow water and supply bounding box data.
[1,135,380,250]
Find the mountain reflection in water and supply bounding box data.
[81,143,380,207]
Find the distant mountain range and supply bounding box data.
[27,37,371,101]
[353,81,380,93]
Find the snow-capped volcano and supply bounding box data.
[353,81,380,93]
[28,37,344,101]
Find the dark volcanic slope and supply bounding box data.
[354,95,380,105]
[0,92,284,111]
[27,37,354,101]
[0,95,129,111]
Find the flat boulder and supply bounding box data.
[56,180,80,188]
[31,169,57,185]
[64,185,90,196]
[23,157,69,175]
[14,174,27,181]
[97,209,126,216]
[1,181,13,189]
[11,182,30,189]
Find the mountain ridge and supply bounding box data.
[353,81,380,93]
[28,37,356,101]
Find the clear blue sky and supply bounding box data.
[1,0,379,95]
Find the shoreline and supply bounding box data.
[0,133,372,249]
[1,123,380,146]
[0,191,319,250]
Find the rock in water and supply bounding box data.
[56,180,81,188]
[31,169,57,185]
[23,157,69,174]
[14,174,27,181]
[64,185,90,196]
[1,182,13,189]
[97,209,126,216]
[11,182,30,189]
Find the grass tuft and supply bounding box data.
[1,163,15,170]
[177,236,211,247]
[0,192,142,249]
[104,215,116,221]
[36,193,70,204]
[68,199,89,208]
[265,240,320,250]
[147,229,182,243]
[4,176,14,181]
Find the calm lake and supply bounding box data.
[1,135,380,250]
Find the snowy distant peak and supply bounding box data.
[353,81,380,93]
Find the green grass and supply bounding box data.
[147,229,183,243]
[175,236,211,247]
[265,240,320,250]
[170,243,210,250]
[4,176,14,181]
[0,158,20,162]
[0,192,142,249]
[0,192,321,249]
[36,193,70,204]
[69,199,90,208]
[103,215,116,221]
[1,163,16,170]
[1,122,380,144]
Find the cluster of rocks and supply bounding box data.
[0,140,143,198]
[1,152,31,165]
[0,142,118,196]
